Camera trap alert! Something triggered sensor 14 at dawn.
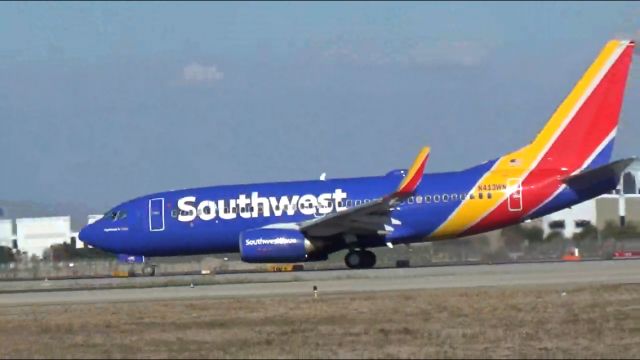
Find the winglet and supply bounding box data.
[396,146,430,194]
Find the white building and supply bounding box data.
[0,219,13,248]
[15,216,71,258]
[541,162,640,238]
[542,199,597,238]
[87,214,103,225]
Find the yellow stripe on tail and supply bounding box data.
[397,146,431,194]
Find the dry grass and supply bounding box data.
[1,284,640,359]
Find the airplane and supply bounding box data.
[80,39,636,271]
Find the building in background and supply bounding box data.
[542,200,596,238]
[15,216,71,258]
[0,219,13,249]
[87,214,103,225]
[541,162,640,238]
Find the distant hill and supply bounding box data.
[0,200,100,232]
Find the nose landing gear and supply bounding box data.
[345,250,376,269]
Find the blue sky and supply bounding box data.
[1,2,640,210]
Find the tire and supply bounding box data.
[142,265,156,277]
[345,250,376,269]
[361,250,376,268]
[345,251,362,269]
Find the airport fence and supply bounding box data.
[0,235,633,281]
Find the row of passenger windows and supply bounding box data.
[171,191,495,218]
[405,191,493,204]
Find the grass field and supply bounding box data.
[1,284,640,359]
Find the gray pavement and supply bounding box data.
[1,260,639,306]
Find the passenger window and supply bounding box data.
[416,195,423,204]
[355,200,362,206]
[452,194,458,201]
[346,200,353,207]
[487,192,492,199]
[171,209,178,218]
[433,195,440,203]
[425,195,431,203]
[407,197,414,204]
[461,193,466,200]
[478,192,484,200]
[442,194,449,202]
[469,193,475,200]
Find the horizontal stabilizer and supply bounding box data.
[563,158,636,189]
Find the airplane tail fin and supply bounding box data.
[501,40,635,173]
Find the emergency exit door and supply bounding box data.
[507,179,523,212]
[149,198,165,231]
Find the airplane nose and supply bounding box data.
[79,223,100,248]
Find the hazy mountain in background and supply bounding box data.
[0,200,100,232]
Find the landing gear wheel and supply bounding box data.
[345,250,376,269]
[142,264,156,277]
[361,250,376,268]
[345,251,363,269]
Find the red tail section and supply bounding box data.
[464,40,635,235]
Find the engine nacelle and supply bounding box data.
[239,228,313,263]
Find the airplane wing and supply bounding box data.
[298,147,430,237]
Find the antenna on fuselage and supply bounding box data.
[320,172,327,181]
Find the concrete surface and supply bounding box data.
[1,260,639,306]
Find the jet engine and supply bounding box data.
[239,228,318,263]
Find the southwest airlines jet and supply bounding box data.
[80,40,635,269]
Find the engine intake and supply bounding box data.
[239,228,313,263]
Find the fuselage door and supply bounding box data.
[149,198,165,231]
[507,178,523,212]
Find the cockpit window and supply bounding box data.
[104,210,127,221]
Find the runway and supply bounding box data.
[1,260,639,306]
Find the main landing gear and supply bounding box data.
[344,250,376,269]
[142,264,156,276]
